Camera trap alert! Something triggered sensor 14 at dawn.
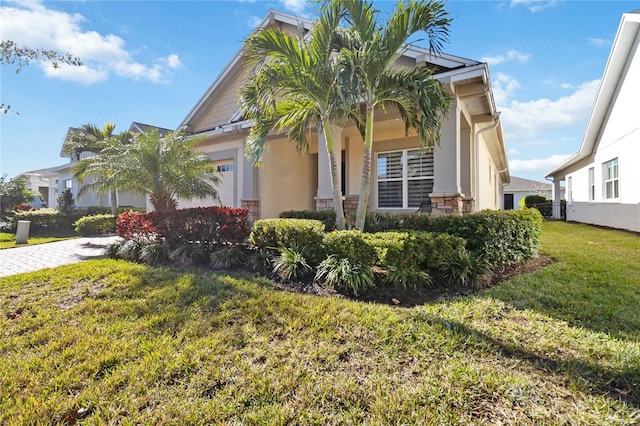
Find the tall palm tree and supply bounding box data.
[239,4,360,230]
[335,0,452,230]
[63,123,127,215]
[94,128,221,215]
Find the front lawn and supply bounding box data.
[0,221,638,424]
[0,232,77,249]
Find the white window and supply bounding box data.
[588,167,595,201]
[603,158,619,199]
[377,148,433,209]
[217,163,234,172]
[64,179,73,189]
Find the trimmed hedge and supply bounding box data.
[279,210,337,231]
[249,218,325,263]
[364,209,543,265]
[323,230,377,266]
[12,209,82,234]
[85,206,146,216]
[117,207,249,247]
[74,214,116,236]
[365,231,466,271]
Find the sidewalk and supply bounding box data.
[0,235,121,278]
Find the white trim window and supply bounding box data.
[377,148,434,209]
[588,167,595,201]
[603,158,619,200]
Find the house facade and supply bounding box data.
[546,11,640,232]
[177,10,509,222]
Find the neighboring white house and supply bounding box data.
[177,10,510,222]
[503,176,564,210]
[17,165,65,207]
[546,11,640,232]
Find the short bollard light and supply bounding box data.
[16,220,31,244]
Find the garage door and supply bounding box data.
[214,160,235,207]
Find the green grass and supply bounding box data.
[0,221,639,424]
[0,232,77,249]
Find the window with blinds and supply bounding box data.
[377,148,433,209]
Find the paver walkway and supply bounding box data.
[0,235,121,278]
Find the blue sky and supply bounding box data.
[1,0,638,183]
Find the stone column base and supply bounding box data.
[429,193,465,215]
[314,197,335,211]
[462,196,475,214]
[241,198,260,226]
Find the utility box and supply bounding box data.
[16,220,31,244]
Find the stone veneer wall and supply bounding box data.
[429,194,464,215]
[241,199,259,226]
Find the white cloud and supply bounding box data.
[509,154,571,176]
[248,15,263,29]
[492,72,521,106]
[587,37,608,47]
[0,1,180,84]
[510,0,559,13]
[500,79,600,139]
[481,49,530,65]
[279,0,307,14]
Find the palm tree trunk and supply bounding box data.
[354,107,375,231]
[323,121,346,230]
[110,188,118,216]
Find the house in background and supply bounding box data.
[503,176,564,210]
[17,165,65,207]
[54,122,171,210]
[546,11,640,232]
[177,10,509,222]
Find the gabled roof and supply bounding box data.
[504,176,551,192]
[546,11,640,179]
[178,9,499,134]
[128,122,172,136]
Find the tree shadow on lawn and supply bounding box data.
[426,316,640,408]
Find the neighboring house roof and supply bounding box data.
[546,10,640,179]
[128,122,173,136]
[504,176,552,192]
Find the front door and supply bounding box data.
[504,193,514,210]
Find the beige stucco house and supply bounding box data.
[546,11,640,232]
[178,10,509,222]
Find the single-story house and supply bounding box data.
[503,176,564,210]
[177,10,509,222]
[17,165,65,207]
[546,11,640,232]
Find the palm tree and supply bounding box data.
[63,123,127,215]
[95,128,221,215]
[335,0,452,230]
[239,4,360,230]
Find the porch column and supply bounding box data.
[552,177,563,219]
[430,103,464,214]
[315,125,342,211]
[240,139,260,224]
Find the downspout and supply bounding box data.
[475,112,501,211]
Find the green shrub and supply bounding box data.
[169,243,209,266]
[139,243,170,266]
[323,230,377,266]
[364,231,466,271]
[279,210,337,231]
[249,218,325,263]
[74,214,116,236]
[523,195,548,208]
[383,265,433,289]
[435,249,489,287]
[105,241,124,259]
[246,248,275,272]
[210,246,247,269]
[272,247,312,281]
[118,240,144,262]
[86,206,145,216]
[364,209,542,266]
[315,255,374,296]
